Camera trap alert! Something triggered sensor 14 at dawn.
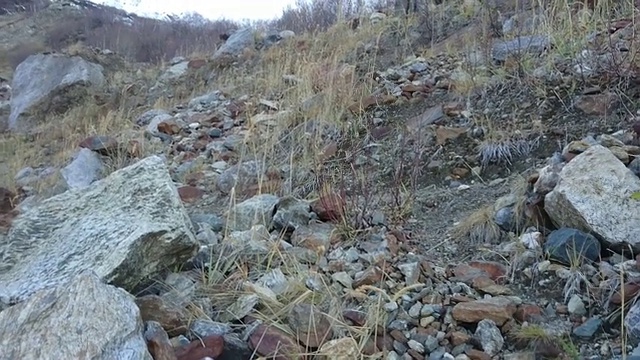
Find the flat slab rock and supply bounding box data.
[0,155,198,304]
[545,145,640,250]
[0,271,152,360]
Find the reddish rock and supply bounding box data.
[452,296,517,326]
[450,294,474,303]
[287,304,333,348]
[342,309,367,326]
[187,59,206,69]
[177,186,205,203]
[144,322,177,360]
[175,335,224,360]
[466,349,492,360]
[370,126,393,140]
[135,295,189,337]
[352,266,383,288]
[407,349,424,359]
[389,329,408,343]
[361,336,378,355]
[193,137,211,152]
[184,172,205,187]
[310,190,346,222]
[468,261,508,283]
[451,167,470,179]
[401,83,431,94]
[515,304,543,323]
[361,333,393,355]
[611,282,640,305]
[434,126,467,146]
[347,94,396,114]
[249,324,304,360]
[443,102,465,116]
[243,169,283,198]
[158,120,181,135]
[376,333,393,351]
[78,135,119,156]
[450,263,503,286]
[290,222,339,254]
[226,101,246,118]
[471,276,512,296]
[448,331,470,346]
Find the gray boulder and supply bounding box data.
[60,147,106,190]
[212,27,255,60]
[0,155,198,304]
[545,145,640,251]
[8,53,105,132]
[0,271,152,359]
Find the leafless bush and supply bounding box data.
[270,0,369,33]
[43,7,238,63]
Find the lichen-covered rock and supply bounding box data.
[8,53,105,132]
[545,145,640,251]
[0,271,152,359]
[0,155,198,304]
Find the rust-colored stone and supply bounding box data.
[136,295,189,337]
[248,324,304,360]
[175,335,224,360]
[177,186,205,203]
[157,120,181,135]
[187,59,206,69]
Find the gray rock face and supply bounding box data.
[8,53,105,131]
[212,27,255,59]
[159,60,189,81]
[545,145,640,250]
[225,194,279,232]
[0,271,152,360]
[0,155,198,304]
[61,147,105,190]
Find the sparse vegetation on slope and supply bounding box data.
[1,0,640,359]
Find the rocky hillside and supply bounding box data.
[1,0,640,359]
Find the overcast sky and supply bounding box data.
[93,0,299,21]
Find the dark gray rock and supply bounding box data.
[544,227,601,265]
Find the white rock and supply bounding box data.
[545,145,640,250]
[520,232,542,249]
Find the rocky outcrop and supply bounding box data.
[0,271,152,359]
[212,27,254,60]
[545,145,640,251]
[0,155,198,304]
[8,53,105,132]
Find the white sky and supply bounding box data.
[93,0,299,22]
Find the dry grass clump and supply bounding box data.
[451,205,505,244]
